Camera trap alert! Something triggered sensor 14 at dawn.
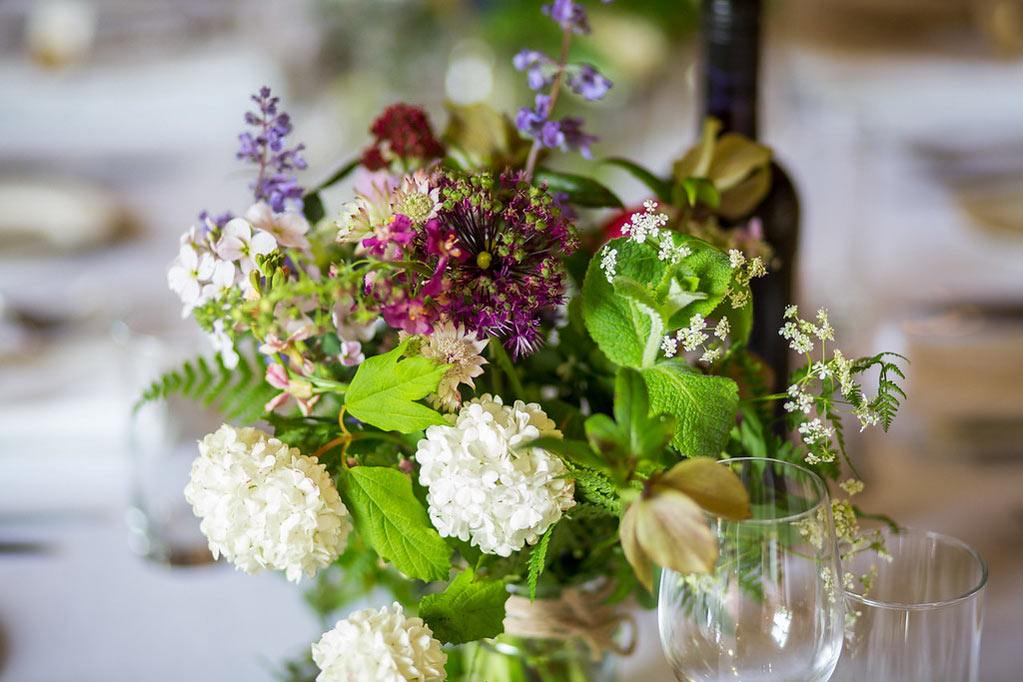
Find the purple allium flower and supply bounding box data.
[421,171,578,357]
[236,86,307,212]
[568,63,613,101]
[543,0,590,35]
[513,49,555,91]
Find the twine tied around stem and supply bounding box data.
[502,581,637,662]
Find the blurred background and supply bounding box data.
[1,0,1021,680]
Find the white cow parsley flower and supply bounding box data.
[713,317,730,340]
[677,314,709,352]
[728,249,746,269]
[415,395,575,556]
[599,246,618,283]
[312,602,446,682]
[621,200,668,244]
[661,334,678,358]
[657,238,691,264]
[184,424,351,582]
[784,384,815,415]
[797,418,833,446]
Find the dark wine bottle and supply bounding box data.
[700,0,800,395]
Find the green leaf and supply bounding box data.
[641,360,739,458]
[419,568,508,644]
[526,526,554,600]
[302,193,325,224]
[584,414,624,457]
[339,466,451,582]
[533,168,623,208]
[581,236,733,368]
[309,158,360,193]
[345,340,449,432]
[603,157,671,202]
[568,465,621,515]
[528,436,608,473]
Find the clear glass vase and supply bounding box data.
[658,457,845,682]
[454,635,616,682]
[832,528,987,682]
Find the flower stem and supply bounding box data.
[524,26,573,183]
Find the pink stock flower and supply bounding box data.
[264,363,319,416]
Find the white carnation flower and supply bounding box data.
[184,424,351,582]
[415,395,575,556]
[311,602,446,682]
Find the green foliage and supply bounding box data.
[338,466,451,582]
[302,157,360,223]
[304,536,419,622]
[526,526,554,600]
[581,235,733,369]
[853,352,908,431]
[344,340,449,433]
[133,350,276,424]
[533,168,623,208]
[602,157,671,202]
[641,360,739,458]
[419,568,509,645]
[567,465,621,515]
[266,415,338,455]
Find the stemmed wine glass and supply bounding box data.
[658,457,844,681]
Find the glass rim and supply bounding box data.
[712,456,829,525]
[844,528,989,611]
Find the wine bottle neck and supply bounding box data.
[700,0,761,138]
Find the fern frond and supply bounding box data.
[133,350,276,423]
[526,526,554,600]
[853,352,908,432]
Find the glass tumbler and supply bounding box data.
[832,528,987,682]
[113,320,218,565]
[658,457,844,682]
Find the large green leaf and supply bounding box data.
[581,236,734,369]
[533,168,623,208]
[345,341,449,432]
[602,157,671,202]
[419,568,508,644]
[641,360,738,457]
[339,466,451,582]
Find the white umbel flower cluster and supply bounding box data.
[184,424,351,582]
[415,395,575,556]
[311,602,446,682]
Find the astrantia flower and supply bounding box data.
[391,170,442,224]
[245,201,310,250]
[337,177,396,245]
[183,425,351,582]
[416,322,488,412]
[311,602,446,682]
[415,395,575,556]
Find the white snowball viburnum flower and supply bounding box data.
[311,602,447,682]
[415,395,575,556]
[184,424,351,582]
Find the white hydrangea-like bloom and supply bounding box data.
[311,602,447,682]
[415,395,575,556]
[184,424,351,582]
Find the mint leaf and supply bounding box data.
[345,340,448,432]
[419,568,508,644]
[641,360,738,458]
[339,466,451,582]
[527,526,554,600]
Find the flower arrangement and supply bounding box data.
[144,1,907,679]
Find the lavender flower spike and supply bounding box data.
[543,0,591,35]
[568,63,612,101]
[237,86,307,212]
[512,49,555,91]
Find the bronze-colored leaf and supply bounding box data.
[442,101,531,171]
[717,165,771,220]
[672,118,721,181]
[659,458,751,521]
[708,133,772,191]
[620,501,654,590]
[635,489,717,575]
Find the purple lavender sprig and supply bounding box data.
[516,1,612,179]
[236,86,307,212]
